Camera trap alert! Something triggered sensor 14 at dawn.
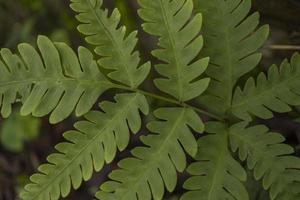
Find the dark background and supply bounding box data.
[0,0,299,199]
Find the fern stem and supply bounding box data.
[269,45,300,50]
[115,84,224,121]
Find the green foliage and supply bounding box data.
[231,53,300,121]
[195,0,269,115]
[20,93,148,200]
[70,0,150,88]
[229,122,300,200]
[97,108,203,200]
[0,36,113,123]
[138,0,210,101]
[183,121,300,200]
[0,0,298,200]
[182,122,248,200]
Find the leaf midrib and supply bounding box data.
[207,133,227,199]
[230,70,299,109]
[118,108,187,199]
[200,0,235,107]
[0,73,223,121]
[217,1,235,109]
[85,0,135,88]
[158,0,184,101]
[0,77,110,88]
[28,93,141,200]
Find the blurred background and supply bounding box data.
[0,0,299,199]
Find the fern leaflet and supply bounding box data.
[96,107,203,200]
[229,122,300,199]
[231,53,300,121]
[138,0,210,101]
[0,36,113,123]
[70,0,150,88]
[195,0,269,115]
[20,93,148,200]
[182,122,248,200]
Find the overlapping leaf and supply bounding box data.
[70,0,150,88]
[195,0,269,115]
[182,122,248,200]
[0,35,112,123]
[20,93,149,200]
[231,53,300,121]
[96,107,204,200]
[229,122,300,200]
[138,0,210,101]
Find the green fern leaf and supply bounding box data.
[70,0,150,88]
[138,0,210,101]
[0,35,113,123]
[20,93,148,200]
[229,122,300,200]
[195,0,269,114]
[96,107,204,200]
[8,0,299,199]
[182,122,248,200]
[231,53,300,121]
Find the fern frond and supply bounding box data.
[96,107,204,200]
[182,122,248,200]
[195,0,269,114]
[138,0,210,101]
[20,93,149,200]
[70,0,150,88]
[0,35,113,123]
[229,122,300,199]
[231,53,300,121]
